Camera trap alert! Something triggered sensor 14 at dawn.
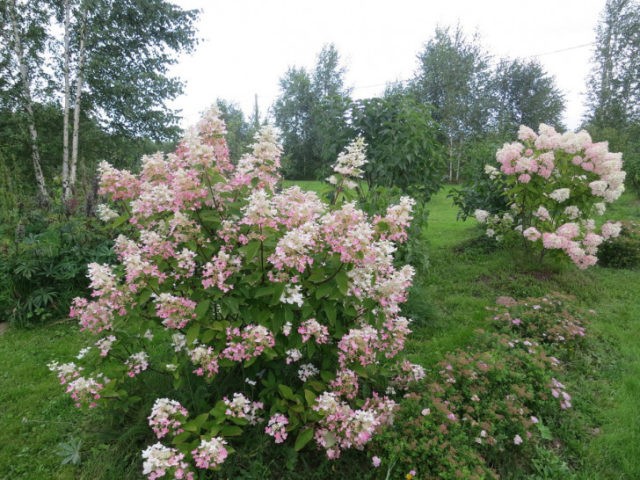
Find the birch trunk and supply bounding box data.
[62,0,71,200]
[6,0,49,206]
[69,7,87,196]
[448,138,453,182]
[455,144,461,183]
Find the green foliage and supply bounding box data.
[586,0,640,129]
[492,58,565,136]
[70,0,200,140]
[598,220,640,268]
[411,25,494,141]
[0,215,114,326]
[216,98,255,162]
[410,25,494,182]
[57,437,83,465]
[274,44,352,180]
[351,92,446,202]
[448,139,510,220]
[373,295,587,478]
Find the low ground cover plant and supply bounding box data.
[48,108,424,477]
[372,295,587,479]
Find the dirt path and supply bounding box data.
[0,322,8,335]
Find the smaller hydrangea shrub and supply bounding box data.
[49,107,423,477]
[474,124,625,269]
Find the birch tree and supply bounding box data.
[0,0,51,205]
[58,0,198,200]
[411,26,494,182]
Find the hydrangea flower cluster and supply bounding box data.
[265,413,289,443]
[475,124,625,268]
[50,107,419,475]
[191,437,228,469]
[148,398,189,439]
[142,443,194,480]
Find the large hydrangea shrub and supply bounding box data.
[49,108,423,478]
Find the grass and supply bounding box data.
[0,322,85,479]
[0,185,639,478]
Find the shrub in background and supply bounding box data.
[49,108,423,477]
[597,220,640,269]
[474,124,625,269]
[0,217,114,326]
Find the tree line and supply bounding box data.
[0,0,198,212]
[1,0,638,219]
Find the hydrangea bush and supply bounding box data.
[474,124,625,268]
[49,107,423,477]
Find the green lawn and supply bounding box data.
[0,186,638,479]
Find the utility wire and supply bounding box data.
[350,41,595,92]
[526,42,595,57]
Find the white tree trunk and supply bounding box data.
[6,0,49,205]
[69,7,87,196]
[62,0,71,200]
[448,139,453,182]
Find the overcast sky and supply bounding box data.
[169,0,605,131]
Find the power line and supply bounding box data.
[350,42,596,92]
[527,42,595,57]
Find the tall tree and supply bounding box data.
[273,66,314,178]
[0,0,52,205]
[58,0,199,200]
[215,98,252,162]
[351,91,445,201]
[273,44,352,179]
[492,58,565,135]
[411,25,494,182]
[586,0,640,127]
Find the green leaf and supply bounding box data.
[137,288,152,305]
[315,282,334,299]
[112,215,128,228]
[221,425,243,437]
[324,303,336,324]
[186,323,200,346]
[195,300,210,319]
[278,384,296,401]
[335,270,349,295]
[172,432,192,445]
[304,389,316,406]
[537,421,553,441]
[254,285,275,298]
[240,240,261,261]
[294,428,314,451]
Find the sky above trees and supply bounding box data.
[170,0,605,130]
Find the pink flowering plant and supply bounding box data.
[474,124,625,268]
[50,107,421,475]
[372,294,586,478]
